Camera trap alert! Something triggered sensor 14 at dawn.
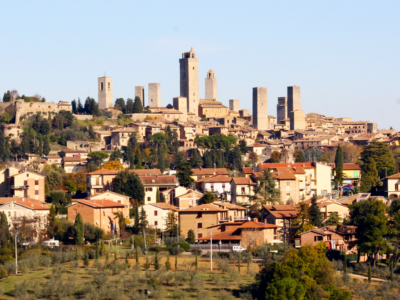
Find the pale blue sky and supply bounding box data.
[1,1,399,129]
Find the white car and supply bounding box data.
[232,246,246,252]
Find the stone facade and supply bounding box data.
[205,69,217,100]
[179,47,199,116]
[148,83,161,107]
[291,110,306,131]
[252,87,268,130]
[287,86,303,130]
[135,86,145,106]
[173,96,187,118]
[229,99,240,112]
[98,76,113,109]
[277,97,287,124]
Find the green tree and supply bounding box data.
[203,192,216,204]
[294,150,306,163]
[165,212,177,237]
[270,151,280,163]
[126,98,134,113]
[43,135,50,156]
[177,160,194,187]
[112,170,145,203]
[239,140,247,154]
[114,98,126,113]
[74,213,84,245]
[132,96,143,113]
[46,171,63,191]
[113,211,126,236]
[71,99,77,114]
[64,180,77,194]
[190,150,202,168]
[334,144,344,187]
[309,194,322,227]
[326,212,342,226]
[77,98,84,113]
[291,202,313,237]
[349,198,389,265]
[253,169,280,206]
[2,91,11,102]
[139,207,148,233]
[88,151,109,166]
[0,212,10,246]
[266,278,305,300]
[186,229,195,244]
[109,149,122,162]
[39,119,51,135]
[361,140,396,179]
[360,157,381,192]
[156,187,160,203]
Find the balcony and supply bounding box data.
[219,217,229,223]
[234,216,247,221]
[11,185,29,190]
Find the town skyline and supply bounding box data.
[1,1,399,129]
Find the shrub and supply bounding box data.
[0,266,8,279]
[191,249,202,256]
[173,242,190,252]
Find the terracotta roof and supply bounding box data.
[384,173,400,180]
[87,169,119,175]
[196,175,232,183]
[61,150,87,153]
[9,171,45,178]
[14,201,50,210]
[248,143,266,148]
[140,176,179,185]
[231,177,257,185]
[0,197,41,205]
[266,210,298,219]
[132,169,162,176]
[198,229,242,241]
[330,163,361,170]
[175,191,203,199]
[239,221,279,229]
[242,167,254,174]
[192,168,229,176]
[259,163,315,170]
[150,203,179,212]
[180,204,227,213]
[76,200,126,208]
[212,202,246,210]
[86,191,129,200]
[63,157,84,162]
[263,205,297,211]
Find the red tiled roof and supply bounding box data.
[198,229,242,241]
[87,169,119,175]
[76,200,126,208]
[192,168,229,176]
[263,205,297,211]
[259,163,315,170]
[132,169,162,176]
[180,204,227,213]
[140,176,179,185]
[232,177,257,185]
[239,221,279,229]
[196,175,232,183]
[242,167,254,174]
[15,201,50,210]
[384,173,400,180]
[212,202,246,210]
[150,203,180,212]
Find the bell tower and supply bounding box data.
[179,47,199,115]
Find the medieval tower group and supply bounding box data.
[97,47,306,131]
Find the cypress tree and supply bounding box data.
[176,160,194,187]
[334,144,344,188]
[309,194,323,227]
[134,205,140,234]
[0,212,10,245]
[74,213,84,245]
[360,157,381,192]
[156,187,160,203]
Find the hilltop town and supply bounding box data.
[0,48,399,299]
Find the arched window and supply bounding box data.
[101,82,104,91]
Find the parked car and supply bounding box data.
[232,246,246,252]
[42,238,60,248]
[22,241,37,249]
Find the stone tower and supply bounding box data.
[173,96,187,120]
[98,76,113,109]
[135,86,145,107]
[277,97,287,124]
[179,47,199,115]
[205,69,217,100]
[148,83,161,107]
[287,86,305,130]
[229,99,240,112]
[252,87,268,130]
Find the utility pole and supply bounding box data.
[210,231,213,273]
[14,228,18,275]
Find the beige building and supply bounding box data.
[383,173,400,199]
[141,203,179,230]
[180,47,199,115]
[98,76,113,109]
[231,177,257,205]
[110,128,138,149]
[140,176,179,204]
[68,200,128,236]
[9,171,46,202]
[0,167,20,197]
[198,99,228,119]
[87,191,130,207]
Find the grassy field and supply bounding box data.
[0,250,258,300]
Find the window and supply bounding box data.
[396,184,399,192]
[286,181,290,186]
[198,233,202,238]
[101,82,104,90]
[146,188,153,192]
[147,197,151,202]
[197,223,202,229]
[154,211,158,216]
[24,180,28,186]
[35,190,39,195]
[108,82,110,90]
[222,183,225,189]
[35,180,39,185]
[197,213,202,218]
[314,236,323,241]
[154,221,158,226]
[286,193,290,196]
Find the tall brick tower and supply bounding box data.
[287,86,305,130]
[277,97,287,124]
[205,69,217,100]
[135,86,145,107]
[148,83,161,107]
[252,87,268,130]
[179,47,199,115]
[98,76,113,109]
